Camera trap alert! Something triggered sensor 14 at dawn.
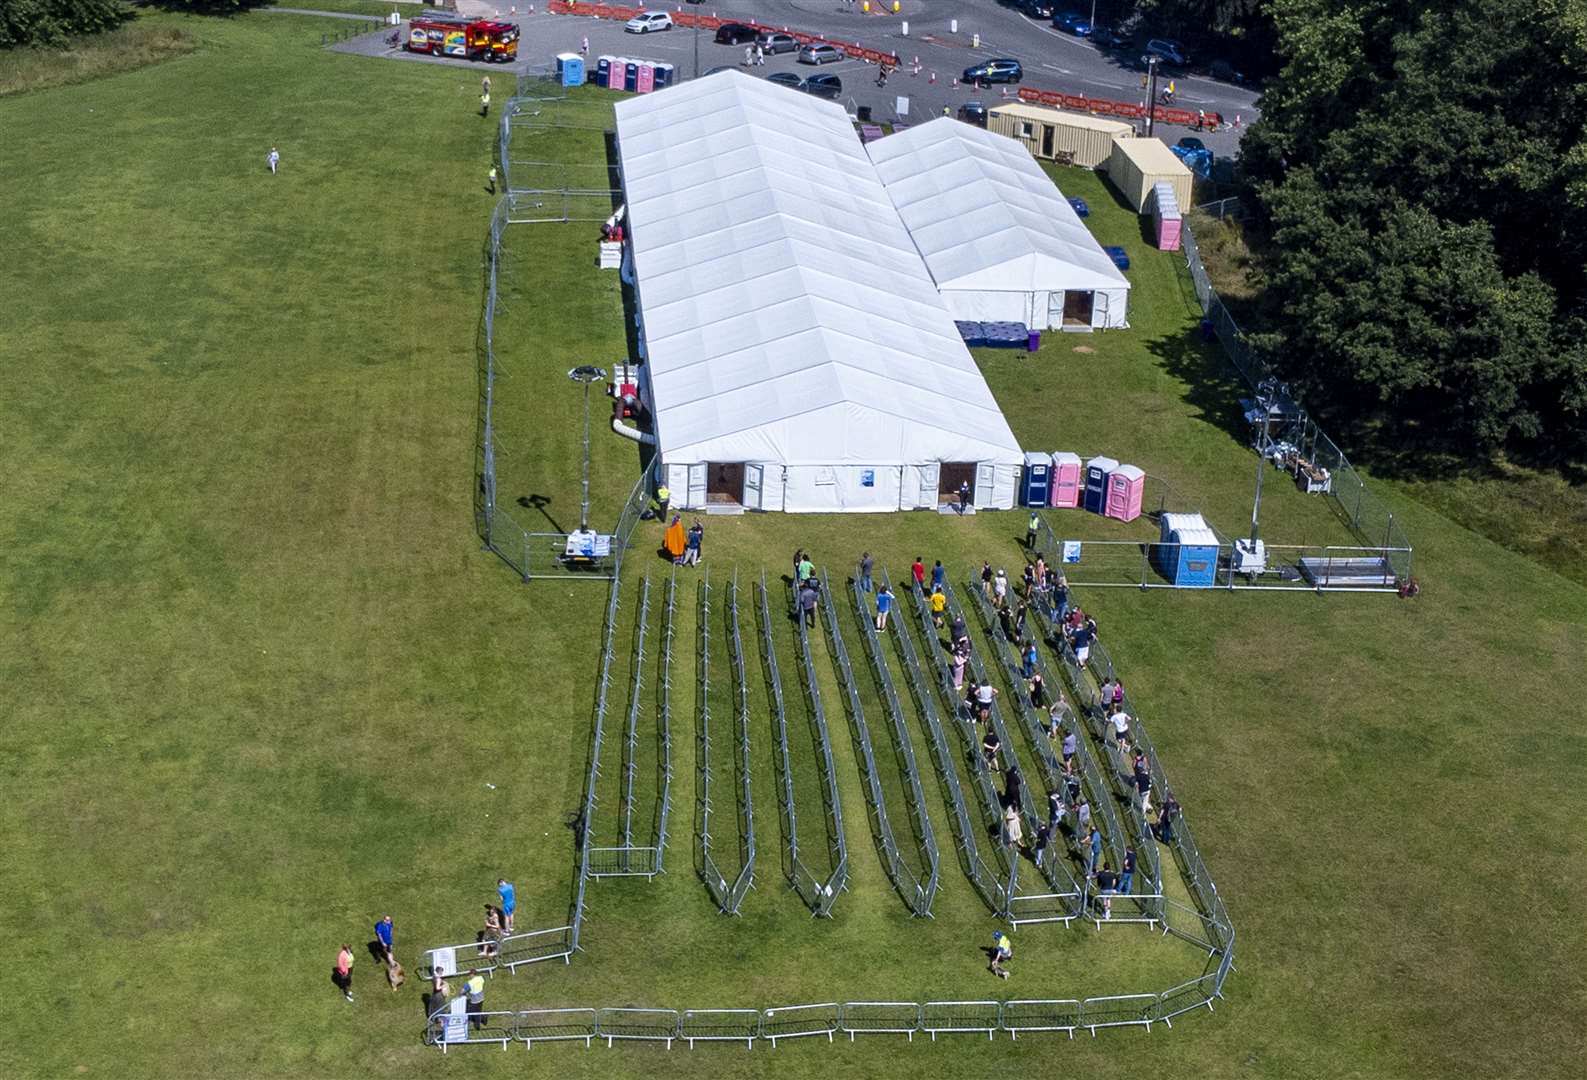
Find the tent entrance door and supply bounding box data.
[706,462,745,505]
[1062,290,1094,328]
[1041,124,1055,157]
[938,462,977,505]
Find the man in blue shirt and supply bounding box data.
[874,585,894,631]
[930,560,945,590]
[374,915,395,967]
[1120,848,1136,896]
[497,878,515,934]
[1088,826,1102,877]
[1071,622,1093,667]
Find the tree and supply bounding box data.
[1,0,131,50]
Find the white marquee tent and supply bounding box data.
[613,72,1024,513]
[866,117,1130,331]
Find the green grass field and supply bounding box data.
[2,12,1586,1080]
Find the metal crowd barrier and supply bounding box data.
[760,573,848,917]
[722,574,758,908]
[878,569,1012,917]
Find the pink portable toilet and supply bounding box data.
[1152,181,1182,251]
[1049,451,1082,508]
[606,57,626,90]
[636,61,656,93]
[1105,464,1146,522]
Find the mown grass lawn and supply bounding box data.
[1,13,1584,1080]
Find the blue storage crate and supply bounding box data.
[954,320,987,347]
[1104,246,1130,270]
[1068,196,1090,217]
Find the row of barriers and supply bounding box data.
[693,571,756,913]
[760,573,849,916]
[426,980,1226,1050]
[546,0,902,67]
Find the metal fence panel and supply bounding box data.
[680,1008,761,1047]
[839,1001,923,1040]
[1079,993,1157,1034]
[517,1007,597,1048]
[1002,998,1080,1039]
[921,1000,1001,1040]
[596,1007,679,1047]
[761,1003,840,1045]
[1152,973,1218,1025]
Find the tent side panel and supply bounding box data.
[941,289,1030,325]
[781,465,904,514]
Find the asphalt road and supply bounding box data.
[334,1,1259,157]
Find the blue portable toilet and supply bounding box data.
[624,60,638,92]
[561,55,585,87]
[654,62,674,88]
[595,55,612,85]
[1154,512,1220,587]
[1083,456,1118,514]
[1020,451,1052,507]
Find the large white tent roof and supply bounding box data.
[613,72,1022,466]
[866,117,1130,294]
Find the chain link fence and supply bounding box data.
[1183,217,1412,581]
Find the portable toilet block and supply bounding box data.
[637,61,655,93]
[561,55,585,88]
[654,62,674,88]
[1021,452,1052,507]
[605,57,625,89]
[1049,452,1082,508]
[1155,512,1220,587]
[1083,456,1119,514]
[555,52,577,77]
[624,61,639,92]
[596,55,613,84]
[1152,181,1182,251]
[1105,464,1146,522]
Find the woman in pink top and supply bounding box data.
[334,944,354,1002]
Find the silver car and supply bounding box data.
[759,32,799,55]
[798,43,843,65]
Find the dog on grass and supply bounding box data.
[386,960,406,991]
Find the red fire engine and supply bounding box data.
[405,16,519,63]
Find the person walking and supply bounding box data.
[1088,825,1103,877]
[958,479,971,513]
[1134,762,1153,815]
[744,44,753,66]
[482,73,492,97]
[664,514,686,564]
[580,35,589,56]
[464,973,487,1030]
[487,166,497,194]
[1027,672,1047,710]
[333,944,355,1002]
[1155,794,1179,843]
[681,520,703,566]
[910,556,926,592]
[1021,640,1038,679]
[874,585,894,631]
[1119,848,1136,896]
[1071,620,1093,667]
[1026,509,1041,549]
[989,931,1013,979]
[950,645,967,691]
[479,905,501,959]
[1003,766,1023,812]
[1111,706,1131,751]
[980,561,994,598]
[1061,729,1077,771]
[930,560,945,590]
[974,679,997,722]
[981,727,1001,769]
[799,581,819,628]
[797,553,815,586]
[1095,863,1118,919]
[1076,798,1091,834]
[1002,804,1024,850]
[755,43,766,66]
[949,613,966,645]
[929,586,947,628]
[480,89,491,117]
[993,568,1008,607]
[267,146,280,175]
[373,916,395,968]
[496,878,515,934]
[858,552,873,593]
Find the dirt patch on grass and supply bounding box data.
[0,23,196,98]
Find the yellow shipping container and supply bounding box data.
[1106,137,1194,213]
[988,104,1133,168]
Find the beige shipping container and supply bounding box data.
[1106,137,1194,213]
[988,104,1133,168]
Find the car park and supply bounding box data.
[962,58,1022,85]
[713,22,758,45]
[1053,12,1092,36]
[800,74,843,99]
[766,72,803,89]
[798,43,844,65]
[625,12,673,33]
[758,31,799,54]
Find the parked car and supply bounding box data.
[963,58,1023,85]
[714,22,758,45]
[766,72,803,90]
[1208,59,1247,84]
[957,102,988,127]
[1143,38,1189,66]
[1089,26,1131,50]
[1103,245,1131,271]
[625,12,673,33]
[1176,137,1206,153]
[798,43,844,65]
[704,66,737,76]
[758,31,799,54]
[1068,196,1090,217]
[1019,1,1056,17]
[800,73,843,99]
[1053,12,1092,36]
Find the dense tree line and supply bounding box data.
[1,0,131,49]
[1239,0,1587,463]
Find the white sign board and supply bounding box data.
[1062,541,1082,564]
[443,995,469,1044]
[431,947,457,977]
[895,95,910,118]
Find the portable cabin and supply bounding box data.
[987,104,1133,168]
[1155,512,1220,587]
[1083,455,1118,514]
[1021,452,1052,507]
[1106,137,1194,213]
[1049,451,1082,508]
[1105,464,1146,522]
